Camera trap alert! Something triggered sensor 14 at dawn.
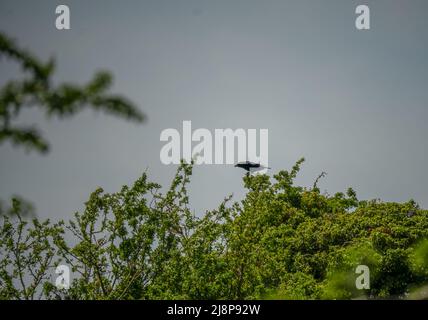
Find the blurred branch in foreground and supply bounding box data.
[0,31,145,154]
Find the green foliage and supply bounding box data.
[1,31,427,301]
[1,159,428,300]
[0,202,64,299]
[0,31,144,154]
[0,30,145,218]
[0,197,35,218]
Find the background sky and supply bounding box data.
[0,0,427,222]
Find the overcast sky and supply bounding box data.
[1,0,427,221]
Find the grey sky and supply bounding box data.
[1,0,427,222]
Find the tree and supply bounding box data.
[1,159,428,300]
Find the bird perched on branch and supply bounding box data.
[234,161,270,175]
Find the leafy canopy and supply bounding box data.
[1,159,428,300]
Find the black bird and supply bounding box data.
[234,161,270,172]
